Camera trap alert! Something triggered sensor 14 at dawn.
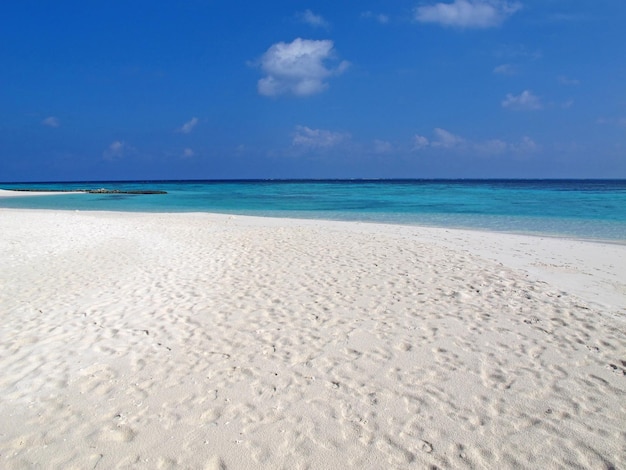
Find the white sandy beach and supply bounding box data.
[0,208,624,469]
[0,189,78,198]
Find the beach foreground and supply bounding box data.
[1,209,624,469]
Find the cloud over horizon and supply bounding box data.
[361,11,390,24]
[413,128,466,150]
[257,38,349,97]
[297,9,329,28]
[415,0,522,29]
[292,125,350,149]
[493,64,516,75]
[178,117,199,134]
[373,139,394,153]
[501,90,543,110]
[42,116,60,128]
[103,141,128,161]
[413,128,538,155]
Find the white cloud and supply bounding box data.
[257,38,349,97]
[103,141,127,161]
[42,116,60,128]
[412,128,538,155]
[431,128,466,148]
[413,129,465,150]
[597,117,626,128]
[502,90,542,110]
[292,125,349,149]
[558,75,580,86]
[361,11,390,24]
[182,148,195,159]
[415,0,521,29]
[474,139,508,156]
[178,117,198,134]
[413,135,430,150]
[510,136,538,153]
[298,9,329,28]
[373,139,394,153]
[493,64,516,75]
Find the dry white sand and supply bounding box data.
[0,190,78,198]
[0,209,624,469]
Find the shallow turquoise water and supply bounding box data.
[1,180,625,241]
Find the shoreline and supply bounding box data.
[1,199,624,247]
[1,208,625,468]
[0,188,80,197]
[0,185,626,245]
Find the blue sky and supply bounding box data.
[1,0,625,181]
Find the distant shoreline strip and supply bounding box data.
[9,188,167,195]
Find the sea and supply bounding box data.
[1,180,625,242]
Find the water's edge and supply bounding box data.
[2,180,625,242]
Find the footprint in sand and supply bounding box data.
[607,363,626,376]
[206,455,228,470]
[94,424,136,443]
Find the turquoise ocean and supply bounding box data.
[1,180,625,242]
